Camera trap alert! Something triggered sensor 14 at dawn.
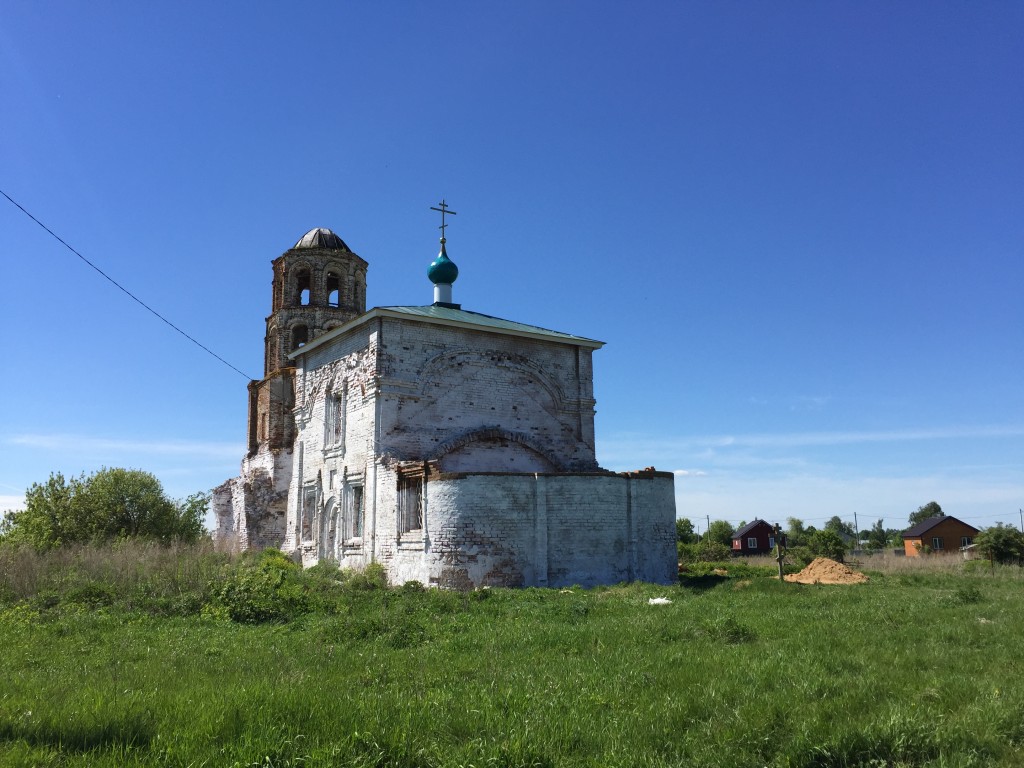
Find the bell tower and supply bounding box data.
[247,228,368,455]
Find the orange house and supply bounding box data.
[902,515,979,557]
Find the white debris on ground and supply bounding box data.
[648,597,672,605]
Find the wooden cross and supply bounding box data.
[430,199,457,239]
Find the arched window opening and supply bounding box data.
[295,269,312,306]
[292,325,309,351]
[398,475,423,534]
[300,485,316,542]
[326,271,341,308]
[345,484,364,541]
[323,498,337,560]
[324,384,347,451]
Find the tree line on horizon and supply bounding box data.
[678,501,1024,566]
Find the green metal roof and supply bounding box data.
[379,305,604,347]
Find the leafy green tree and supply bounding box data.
[867,519,887,549]
[909,501,944,527]
[675,518,696,544]
[824,516,855,539]
[809,529,848,562]
[705,520,735,547]
[1,472,78,549]
[974,524,1024,565]
[175,492,208,543]
[0,468,206,551]
[786,517,809,547]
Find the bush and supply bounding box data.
[305,558,343,582]
[975,524,1024,565]
[787,546,815,567]
[684,561,780,579]
[214,549,309,623]
[348,561,388,590]
[678,541,731,563]
[677,542,697,563]
[679,540,737,564]
[809,529,848,562]
[400,580,426,594]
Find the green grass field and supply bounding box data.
[1,544,1022,767]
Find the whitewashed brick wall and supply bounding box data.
[219,310,676,588]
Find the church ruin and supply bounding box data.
[213,213,675,587]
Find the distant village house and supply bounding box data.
[902,515,979,556]
[731,519,778,555]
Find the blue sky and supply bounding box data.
[2,2,1021,534]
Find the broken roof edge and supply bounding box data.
[287,305,604,361]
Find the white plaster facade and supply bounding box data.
[213,228,676,587]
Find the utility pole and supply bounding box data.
[1019,508,1023,534]
[774,522,785,581]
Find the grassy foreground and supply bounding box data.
[1,545,1023,767]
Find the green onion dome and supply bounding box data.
[427,241,459,284]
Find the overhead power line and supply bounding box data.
[1,188,251,380]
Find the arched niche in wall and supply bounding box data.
[435,428,561,473]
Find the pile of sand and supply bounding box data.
[784,557,868,585]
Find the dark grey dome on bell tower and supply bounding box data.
[248,226,369,456]
[264,228,368,377]
[293,227,351,251]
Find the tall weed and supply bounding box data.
[0,539,228,615]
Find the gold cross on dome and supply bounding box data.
[430,199,457,240]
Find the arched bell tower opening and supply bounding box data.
[326,270,341,307]
[294,269,312,306]
[248,228,369,455]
